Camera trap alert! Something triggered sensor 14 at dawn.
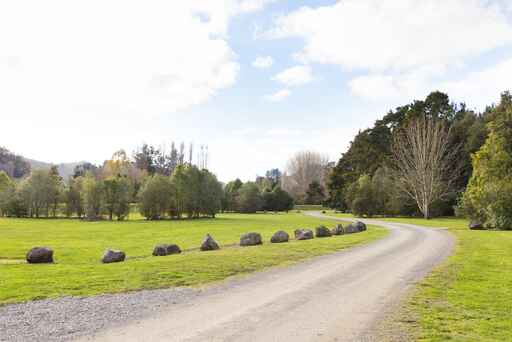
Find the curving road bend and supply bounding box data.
[82,213,454,342]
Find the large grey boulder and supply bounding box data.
[345,221,367,234]
[331,224,344,235]
[296,229,314,240]
[344,224,359,234]
[153,244,182,256]
[240,232,263,246]
[271,230,289,243]
[153,244,168,256]
[102,249,126,263]
[315,225,332,238]
[355,221,367,231]
[201,234,220,251]
[26,247,54,264]
[469,221,484,230]
[166,244,182,255]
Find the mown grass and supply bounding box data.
[0,213,386,305]
[328,211,512,341]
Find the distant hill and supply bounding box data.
[26,159,85,179]
[1,146,87,179]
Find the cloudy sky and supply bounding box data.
[1,0,512,182]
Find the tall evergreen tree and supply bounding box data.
[463,92,512,229]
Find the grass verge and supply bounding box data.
[0,213,386,305]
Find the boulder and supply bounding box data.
[315,225,332,238]
[345,224,359,234]
[166,244,182,255]
[153,244,182,256]
[240,232,263,246]
[345,221,367,234]
[102,249,126,263]
[153,244,169,256]
[270,230,289,243]
[469,221,484,230]
[355,221,367,231]
[26,247,54,264]
[296,229,314,240]
[294,229,303,239]
[331,224,344,236]
[201,234,220,251]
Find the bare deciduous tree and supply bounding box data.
[282,151,329,202]
[392,117,460,219]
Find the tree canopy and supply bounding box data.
[462,92,512,229]
[328,91,488,217]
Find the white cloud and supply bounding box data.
[269,0,512,72]
[349,75,402,101]
[272,65,313,86]
[252,56,274,69]
[349,58,512,110]
[238,0,277,13]
[268,0,512,107]
[264,89,291,102]
[0,2,257,122]
[0,0,276,166]
[442,58,512,109]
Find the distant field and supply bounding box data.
[0,213,386,305]
[327,211,512,341]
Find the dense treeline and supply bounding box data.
[328,90,512,229]
[0,143,296,220]
[223,173,294,214]
[0,144,223,220]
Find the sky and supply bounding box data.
[1,0,512,182]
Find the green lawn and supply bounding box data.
[0,213,386,305]
[327,211,512,341]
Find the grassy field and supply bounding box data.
[0,213,386,305]
[328,211,512,341]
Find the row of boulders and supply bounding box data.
[25,221,368,264]
[237,221,367,246]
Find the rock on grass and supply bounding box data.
[102,249,126,263]
[153,244,182,256]
[295,229,314,240]
[201,234,220,251]
[331,224,344,235]
[271,230,289,243]
[240,232,263,246]
[26,247,54,264]
[315,225,332,238]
